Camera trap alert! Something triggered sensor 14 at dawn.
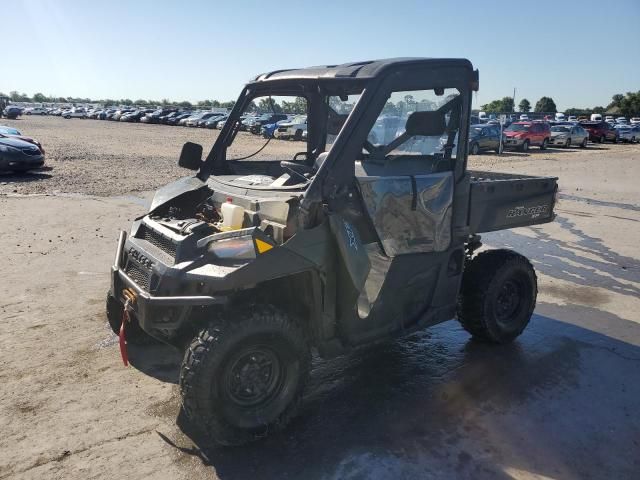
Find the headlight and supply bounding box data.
[200,228,276,260]
[207,236,256,259]
[556,134,567,138]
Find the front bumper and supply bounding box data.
[503,137,524,147]
[110,231,226,340]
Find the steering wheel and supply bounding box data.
[280,160,314,183]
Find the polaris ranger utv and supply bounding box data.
[107,58,557,445]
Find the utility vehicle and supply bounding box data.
[107,58,558,445]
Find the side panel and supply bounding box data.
[468,172,558,233]
[356,172,454,257]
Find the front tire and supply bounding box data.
[179,306,310,446]
[521,140,530,152]
[470,142,480,155]
[565,138,571,148]
[457,249,537,343]
[581,137,588,148]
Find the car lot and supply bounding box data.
[1,116,639,479]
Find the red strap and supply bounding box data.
[119,309,129,367]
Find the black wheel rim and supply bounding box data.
[224,346,283,407]
[494,278,525,327]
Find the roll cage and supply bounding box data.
[198,58,478,201]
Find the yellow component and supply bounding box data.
[254,238,274,254]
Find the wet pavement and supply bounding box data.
[131,303,639,480]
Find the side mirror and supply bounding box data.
[178,142,203,170]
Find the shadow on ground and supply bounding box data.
[132,304,640,480]
[0,167,53,183]
[484,214,640,300]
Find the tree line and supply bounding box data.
[480,91,640,116]
[0,90,237,110]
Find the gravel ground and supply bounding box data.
[0,116,303,196]
[3,115,639,200]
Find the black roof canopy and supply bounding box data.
[251,57,474,84]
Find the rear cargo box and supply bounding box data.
[468,171,558,233]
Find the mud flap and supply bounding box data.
[329,214,371,292]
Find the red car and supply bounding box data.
[578,121,619,143]
[503,121,551,151]
[0,126,45,154]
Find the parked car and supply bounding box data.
[204,115,228,129]
[567,116,577,123]
[590,113,603,121]
[519,114,529,121]
[579,121,619,143]
[615,117,628,125]
[3,106,22,119]
[503,121,551,151]
[549,124,589,148]
[555,113,566,122]
[615,125,637,143]
[260,119,290,138]
[273,115,307,139]
[478,111,488,122]
[63,107,87,119]
[468,124,501,154]
[25,107,47,115]
[195,112,221,127]
[120,110,147,122]
[605,116,615,123]
[0,136,45,172]
[248,114,289,134]
[168,113,192,126]
[141,109,175,124]
[0,126,45,154]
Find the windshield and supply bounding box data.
[0,127,20,135]
[551,126,570,132]
[506,123,530,132]
[225,95,308,163]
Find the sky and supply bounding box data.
[3,0,639,111]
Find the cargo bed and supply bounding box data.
[467,170,558,234]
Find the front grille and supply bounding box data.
[125,262,150,290]
[277,126,288,132]
[138,225,177,258]
[22,147,40,156]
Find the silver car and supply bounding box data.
[549,124,589,148]
[615,125,638,143]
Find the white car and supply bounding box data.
[63,107,87,119]
[630,117,640,125]
[591,113,603,121]
[605,116,615,123]
[567,116,577,122]
[615,117,628,125]
[25,107,47,115]
[274,115,307,140]
[555,113,566,121]
[519,114,529,121]
[549,124,589,148]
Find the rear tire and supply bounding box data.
[540,138,549,150]
[457,249,537,343]
[179,305,310,446]
[105,290,156,345]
